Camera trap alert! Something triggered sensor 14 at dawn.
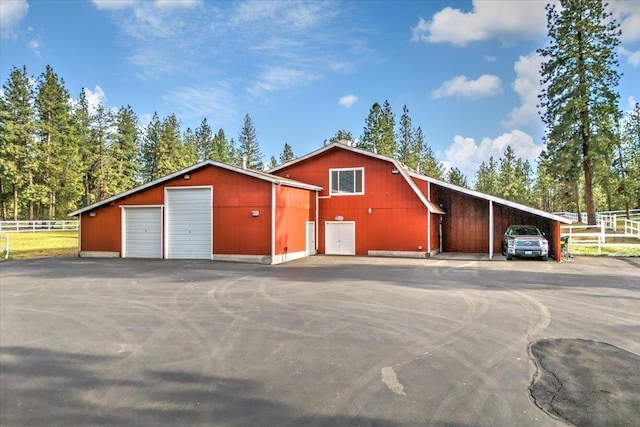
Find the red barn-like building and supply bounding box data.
[69,161,321,264]
[70,142,571,262]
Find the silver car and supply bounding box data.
[502,225,549,261]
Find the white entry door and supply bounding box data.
[306,221,316,255]
[166,187,212,259]
[123,207,162,258]
[325,221,355,255]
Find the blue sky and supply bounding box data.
[1,0,638,179]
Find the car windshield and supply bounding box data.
[510,227,541,236]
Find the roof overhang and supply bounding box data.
[409,172,572,224]
[69,160,322,217]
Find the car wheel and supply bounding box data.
[506,255,512,260]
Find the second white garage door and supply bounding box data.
[325,221,355,255]
[166,187,212,259]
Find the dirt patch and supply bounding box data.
[529,338,640,426]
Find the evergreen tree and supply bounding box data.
[212,128,233,164]
[446,167,469,188]
[415,127,444,179]
[267,155,279,170]
[327,129,354,145]
[109,105,139,193]
[474,157,499,196]
[396,105,416,167]
[238,114,263,169]
[538,0,621,224]
[279,142,295,164]
[359,101,396,156]
[88,103,113,202]
[195,118,214,161]
[182,127,199,167]
[35,65,83,218]
[139,113,161,182]
[73,90,93,205]
[155,114,184,177]
[0,66,37,220]
[621,103,640,212]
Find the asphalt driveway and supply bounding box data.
[1,256,639,426]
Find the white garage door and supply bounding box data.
[124,207,162,258]
[166,187,212,259]
[325,221,355,255]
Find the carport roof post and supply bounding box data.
[68,160,322,217]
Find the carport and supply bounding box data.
[410,174,572,260]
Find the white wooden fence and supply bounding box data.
[562,221,640,254]
[554,209,640,230]
[0,220,79,233]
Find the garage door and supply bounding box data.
[325,221,355,255]
[166,187,212,259]
[123,207,162,258]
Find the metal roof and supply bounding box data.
[69,160,322,217]
[268,142,445,215]
[408,171,573,224]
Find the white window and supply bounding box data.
[330,168,364,195]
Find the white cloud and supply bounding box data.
[247,67,321,98]
[154,0,200,10]
[412,0,555,46]
[338,94,358,108]
[503,51,544,129]
[620,46,640,67]
[627,96,638,112]
[442,130,543,179]
[92,0,199,11]
[484,55,496,62]
[162,84,237,124]
[26,37,41,57]
[432,74,502,99]
[1,0,29,39]
[84,86,106,115]
[610,0,640,43]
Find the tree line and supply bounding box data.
[1,0,638,221]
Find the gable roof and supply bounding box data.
[268,142,445,215]
[69,160,322,217]
[408,171,572,224]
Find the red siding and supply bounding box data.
[274,148,429,255]
[275,185,314,256]
[80,165,275,256]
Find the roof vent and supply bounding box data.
[242,155,248,169]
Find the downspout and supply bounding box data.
[427,181,431,255]
[271,183,276,264]
[489,200,494,260]
[78,213,82,256]
[315,190,319,252]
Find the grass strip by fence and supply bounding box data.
[0,231,78,260]
[570,245,640,256]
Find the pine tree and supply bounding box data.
[359,101,396,156]
[279,142,295,164]
[73,90,93,205]
[538,0,621,224]
[446,167,469,188]
[35,65,83,218]
[267,155,279,170]
[88,103,113,202]
[155,114,184,177]
[195,118,214,161]
[182,127,199,168]
[0,66,37,220]
[474,157,499,196]
[621,103,640,213]
[415,127,444,179]
[396,105,415,167]
[139,113,161,182]
[238,114,263,169]
[109,105,139,193]
[327,129,354,145]
[212,129,233,164]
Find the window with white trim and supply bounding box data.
[330,168,364,195]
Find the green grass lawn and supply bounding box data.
[0,231,78,260]
[570,244,640,256]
